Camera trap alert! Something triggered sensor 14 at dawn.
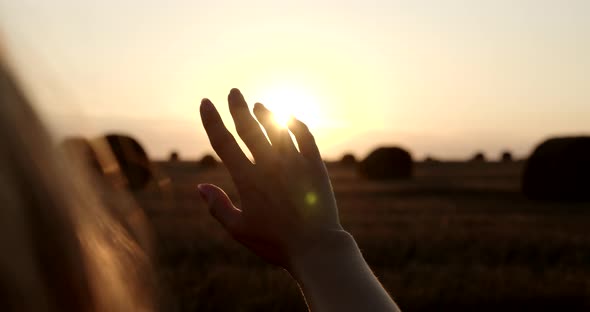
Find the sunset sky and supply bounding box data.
[1,0,588,160]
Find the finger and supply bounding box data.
[253,103,298,154]
[227,88,272,161]
[253,103,280,143]
[287,118,322,162]
[198,183,242,233]
[276,129,298,155]
[200,98,252,174]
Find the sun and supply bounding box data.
[256,84,322,129]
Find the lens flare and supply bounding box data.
[305,192,318,206]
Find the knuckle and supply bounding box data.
[235,120,258,135]
[211,139,229,155]
[303,131,316,145]
[211,133,235,153]
[235,123,253,138]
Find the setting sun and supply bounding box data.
[256,84,323,129]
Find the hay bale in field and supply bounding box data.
[169,150,180,162]
[424,155,440,163]
[522,136,590,201]
[359,147,413,180]
[340,153,357,166]
[59,137,102,172]
[98,134,154,191]
[470,152,486,162]
[501,150,513,162]
[200,154,218,168]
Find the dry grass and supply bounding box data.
[136,161,590,311]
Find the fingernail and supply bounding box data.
[257,103,271,114]
[253,102,264,112]
[201,98,213,111]
[229,88,243,100]
[197,184,210,202]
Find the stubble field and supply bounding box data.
[136,160,590,311]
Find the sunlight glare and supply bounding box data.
[273,112,292,128]
[257,84,322,129]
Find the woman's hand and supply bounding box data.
[198,89,400,311]
[198,88,344,270]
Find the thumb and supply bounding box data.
[197,183,242,232]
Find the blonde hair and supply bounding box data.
[0,63,153,310]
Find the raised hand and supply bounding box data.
[198,88,344,269]
[198,88,400,311]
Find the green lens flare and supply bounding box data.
[305,192,318,206]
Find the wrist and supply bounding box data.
[287,229,359,283]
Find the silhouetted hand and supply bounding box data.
[198,89,400,311]
[198,88,344,269]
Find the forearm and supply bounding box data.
[290,230,400,312]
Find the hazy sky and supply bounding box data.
[1,0,588,160]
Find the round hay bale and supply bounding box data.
[359,147,413,180]
[59,137,102,172]
[424,155,440,163]
[340,153,357,166]
[200,154,218,168]
[522,136,590,201]
[102,134,154,191]
[501,150,513,162]
[470,152,486,162]
[169,150,180,162]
